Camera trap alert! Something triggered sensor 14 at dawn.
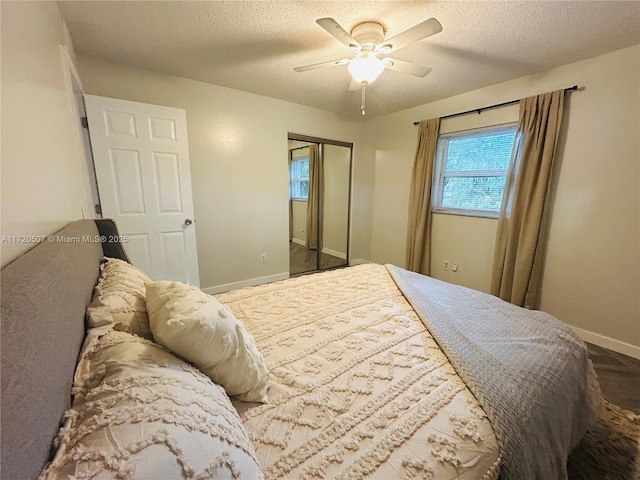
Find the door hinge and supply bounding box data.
[81,117,88,129]
[94,204,102,215]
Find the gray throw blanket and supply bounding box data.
[387,265,597,480]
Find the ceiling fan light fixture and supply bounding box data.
[347,50,384,84]
[296,17,442,115]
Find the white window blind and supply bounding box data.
[290,157,309,200]
[433,125,517,217]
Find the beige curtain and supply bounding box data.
[406,119,441,275]
[305,144,319,250]
[491,90,565,308]
[288,153,293,241]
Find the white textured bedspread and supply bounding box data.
[216,264,500,479]
[388,265,598,480]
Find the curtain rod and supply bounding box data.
[412,85,583,126]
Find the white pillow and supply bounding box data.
[86,257,153,339]
[41,326,264,480]
[146,280,270,403]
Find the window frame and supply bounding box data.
[290,156,310,201]
[432,123,518,218]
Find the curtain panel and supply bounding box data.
[406,118,441,275]
[491,90,565,308]
[288,154,293,242]
[305,144,320,250]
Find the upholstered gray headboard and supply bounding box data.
[1,219,129,480]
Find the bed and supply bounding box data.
[0,219,599,480]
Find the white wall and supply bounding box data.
[363,45,640,355]
[76,55,362,292]
[1,1,93,266]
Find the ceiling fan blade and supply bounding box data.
[294,58,351,73]
[316,18,361,52]
[382,58,432,77]
[377,18,442,53]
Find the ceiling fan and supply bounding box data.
[294,17,442,115]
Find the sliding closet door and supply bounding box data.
[288,143,318,275]
[288,135,352,276]
[320,144,351,270]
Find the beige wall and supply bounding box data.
[363,45,640,354]
[291,200,307,244]
[1,1,93,266]
[76,55,362,292]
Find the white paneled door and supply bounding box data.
[85,94,200,286]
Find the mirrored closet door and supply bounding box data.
[288,134,352,276]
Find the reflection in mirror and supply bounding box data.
[288,135,352,276]
[288,141,316,275]
[320,144,350,271]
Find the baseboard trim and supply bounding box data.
[349,258,372,266]
[321,247,347,260]
[291,238,305,246]
[571,326,640,360]
[202,272,289,295]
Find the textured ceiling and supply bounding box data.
[58,1,640,120]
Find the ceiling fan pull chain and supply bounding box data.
[361,82,367,116]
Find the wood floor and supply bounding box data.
[586,342,640,414]
[289,242,346,276]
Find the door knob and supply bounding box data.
[184,218,193,226]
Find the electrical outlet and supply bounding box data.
[452,262,459,272]
[260,253,267,263]
[443,260,450,271]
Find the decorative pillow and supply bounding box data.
[146,281,270,403]
[86,257,153,339]
[40,326,264,480]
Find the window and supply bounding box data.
[433,125,517,217]
[290,157,309,200]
